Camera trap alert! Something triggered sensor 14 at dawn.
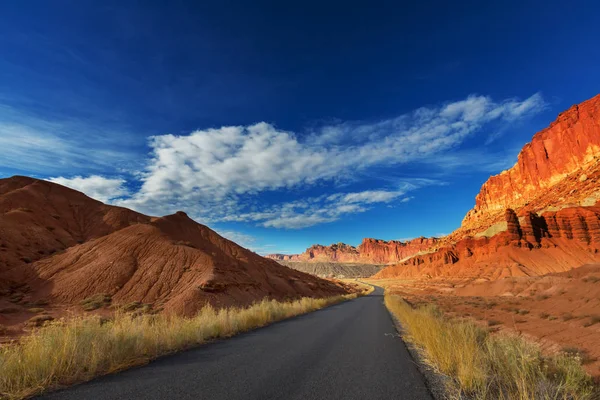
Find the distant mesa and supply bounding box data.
[266,237,442,265]
[375,93,600,279]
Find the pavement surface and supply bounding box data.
[39,286,432,400]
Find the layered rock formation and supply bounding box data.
[267,237,441,265]
[375,206,600,279]
[0,177,351,320]
[460,94,600,237]
[375,94,600,280]
[357,237,440,263]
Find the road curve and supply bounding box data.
[39,286,432,400]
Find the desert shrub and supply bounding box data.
[487,320,502,326]
[562,313,574,321]
[384,294,596,399]
[562,347,597,365]
[120,301,142,312]
[536,294,550,301]
[27,308,45,314]
[80,294,112,311]
[26,315,54,327]
[29,299,49,307]
[539,312,550,319]
[583,315,600,327]
[518,309,530,315]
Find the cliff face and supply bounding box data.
[357,237,441,264]
[266,237,441,265]
[267,243,361,263]
[461,94,600,236]
[376,94,600,280]
[374,206,600,279]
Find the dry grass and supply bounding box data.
[0,293,358,399]
[385,294,597,399]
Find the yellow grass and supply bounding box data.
[384,294,597,400]
[0,293,358,399]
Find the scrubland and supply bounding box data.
[385,293,598,399]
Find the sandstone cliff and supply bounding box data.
[460,94,600,237]
[375,94,600,280]
[266,236,442,265]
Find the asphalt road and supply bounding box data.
[39,286,432,400]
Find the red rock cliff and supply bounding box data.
[461,94,600,236]
[375,94,600,280]
[374,206,600,279]
[266,237,441,264]
[357,237,441,264]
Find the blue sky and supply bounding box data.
[1,1,599,254]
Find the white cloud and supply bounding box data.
[0,103,140,174]
[222,186,422,229]
[47,175,130,203]
[116,93,545,224]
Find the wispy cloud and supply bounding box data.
[222,185,434,229]
[47,175,130,203]
[28,93,545,229]
[0,103,141,174]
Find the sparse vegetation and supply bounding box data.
[583,315,600,328]
[0,293,360,399]
[562,347,598,365]
[562,313,575,322]
[80,294,112,311]
[26,315,54,327]
[539,312,550,319]
[384,294,596,399]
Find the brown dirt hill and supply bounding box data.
[23,211,349,315]
[0,176,351,327]
[0,176,149,287]
[375,94,600,280]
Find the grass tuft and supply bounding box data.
[384,294,597,399]
[0,293,358,399]
[79,294,112,311]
